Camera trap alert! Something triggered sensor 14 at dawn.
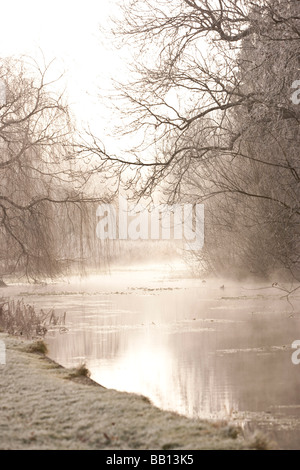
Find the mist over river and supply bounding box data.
[4,261,300,449]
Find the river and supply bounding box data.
[5,261,300,449]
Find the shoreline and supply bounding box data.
[0,333,273,450]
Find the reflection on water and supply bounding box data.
[7,262,300,449]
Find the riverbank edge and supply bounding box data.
[0,333,274,450]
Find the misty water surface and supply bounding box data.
[8,262,300,449]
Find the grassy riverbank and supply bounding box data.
[0,333,274,450]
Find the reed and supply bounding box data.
[0,298,66,339]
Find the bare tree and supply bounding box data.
[83,0,300,279]
[0,57,109,280]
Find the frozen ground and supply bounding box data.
[0,333,268,450]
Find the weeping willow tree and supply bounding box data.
[0,57,110,280]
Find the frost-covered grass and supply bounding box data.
[0,333,270,450]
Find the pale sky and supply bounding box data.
[0,0,126,140]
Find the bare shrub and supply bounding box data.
[26,340,48,355]
[68,363,91,378]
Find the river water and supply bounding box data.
[6,262,300,449]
